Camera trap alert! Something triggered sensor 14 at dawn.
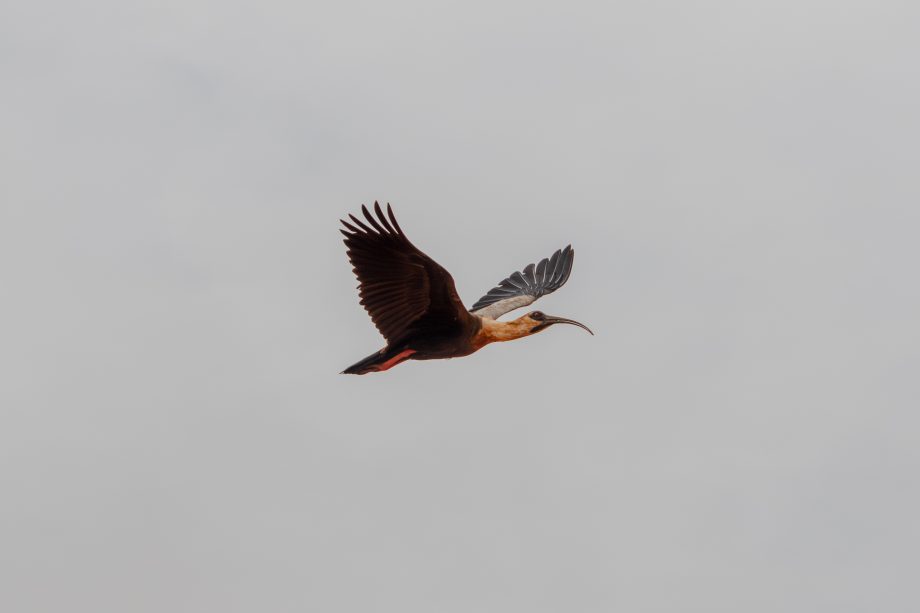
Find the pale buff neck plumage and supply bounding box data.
[471,315,536,350]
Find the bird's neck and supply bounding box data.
[473,316,532,348]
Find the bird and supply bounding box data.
[340,202,593,374]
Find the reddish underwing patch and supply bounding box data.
[374,349,417,372]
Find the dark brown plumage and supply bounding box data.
[340,203,591,374]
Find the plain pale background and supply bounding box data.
[2,1,919,611]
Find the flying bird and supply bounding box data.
[340,202,592,374]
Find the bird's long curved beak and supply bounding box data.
[542,316,594,335]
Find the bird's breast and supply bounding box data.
[470,316,530,350]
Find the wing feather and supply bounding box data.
[341,202,471,343]
[470,245,576,320]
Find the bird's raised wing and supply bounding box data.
[341,202,471,344]
[470,245,575,319]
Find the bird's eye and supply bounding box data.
[531,311,545,321]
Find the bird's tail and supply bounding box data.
[342,347,415,375]
[342,350,386,375]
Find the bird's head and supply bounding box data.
[476,310,594,346]
[518,310,593,336]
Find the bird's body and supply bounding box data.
[341,203,592,374]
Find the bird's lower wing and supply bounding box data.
[470,245,574,320]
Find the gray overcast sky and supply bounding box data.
[2,1,919,611]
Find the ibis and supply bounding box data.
[341,202,593,374]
